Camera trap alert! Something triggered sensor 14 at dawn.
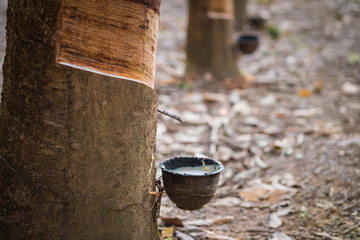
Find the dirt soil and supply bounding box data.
[0,0,359,239]
[155,0,360,239]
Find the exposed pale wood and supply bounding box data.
[56,0,159,88]
[207,0,234,19]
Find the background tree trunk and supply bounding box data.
[0,0,159,239]
[234,0,248,30]
[185,0,240,80]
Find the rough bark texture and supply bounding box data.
[57,0,159,88]
[234,0,248,30]
[0,0,159,239]
[185,0,239,80]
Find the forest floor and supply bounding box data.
[154,0,360,239]
[0,0,359,240]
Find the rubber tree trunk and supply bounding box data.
[0,0,159,239]
[185,0,240,80]
[234,0,248,30]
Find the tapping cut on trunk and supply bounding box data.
[207,0,234,20]
[56,0,159,88]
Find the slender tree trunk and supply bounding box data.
[0,0,159,239]
[234,0,248,30]
[185,0,240,80]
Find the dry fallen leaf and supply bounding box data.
[239,181,268,202]
[315,200,335,210]
[216,146,233,162]
[229,100,252,116]
[261,125,283,135]
[205,233,238,240]
[293,108,322,117]
[269,213,282,228]
[233,168,260,181]
[212,216,234,225]
[183,219,213,227]
[274,109,292,118]
[341,82,359,95]
[270,232,292,240]
[273,137,295,155]
[252,155,270,169]
[250,183,273,197]
[316,123,343,136]
[243,72,256,84]
[161,217,185,227]
[260,93,277,105]
[184,216,234,227]
[175,230,195,240]
[239,178,297,204]
[298,88,312,97]
[161,226,174,239]
[203,92,227,103]
[218,106,230,116]
[276,207,293,217]
[267,189,291,204]
[239,190,260,202]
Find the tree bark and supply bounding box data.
[0,0,159,239]
[234,0,248,30]
[185,0,239,80]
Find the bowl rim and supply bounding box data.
[159,156,224,176]
[238,34,260,40]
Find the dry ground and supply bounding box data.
[155,0,360,239]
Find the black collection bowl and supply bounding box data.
[236,34,260,54]
[159,156,224,210]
